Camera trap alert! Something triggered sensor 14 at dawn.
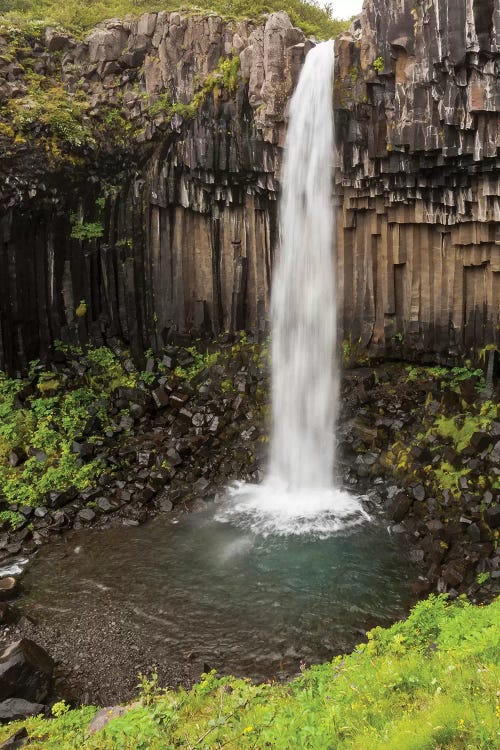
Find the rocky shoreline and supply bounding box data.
[0,339,499,714]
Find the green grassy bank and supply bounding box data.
[1,595,498,749]
[0,0,350,40]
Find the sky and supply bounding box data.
[333,0,363,20]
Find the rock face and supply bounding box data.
[0,0,498,372]
[335,0,500,360]
[0,639,53,704]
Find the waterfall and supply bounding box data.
[218,41,368,536]
[270,40,337,489]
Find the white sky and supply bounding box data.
[333,0,364,20]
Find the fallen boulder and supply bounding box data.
[0,727,29,748]
[0,698,44,723]
[0,640,54,703]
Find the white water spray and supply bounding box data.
[218,41,368,536]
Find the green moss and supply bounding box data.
[432,461,471,497]
[12,75,90,143]
[433,401,497,453]
[405,365,485,392]
[0,346,137,507]
[148,54,241,122]
[0,596,498,749]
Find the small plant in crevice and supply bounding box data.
[342,335,370,368]
[137,668,162,706]
[70,215,104,241]
[147,55,241,124]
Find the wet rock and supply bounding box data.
[166,448,182,467]
[485,506,500,529]
[152,386,170,408]
[8,449,27,468]
[0,578,19,601]
[156,496,173,512]
[0,603,20,625]
[88,705,129,733]
[77,508,96,523]
[412,485,426,502]
[427,519,444,534]
[137,450,155,467]
[488,441,500,464]
[71,441,95,459]
[441,562,465,588]
[389,492,412,522]
[390,524,406,534]
[193,477,210,495]
[352,418,379,444]
[169,392,190,408]
[353,454,374,478]
[190,499,208,513]
[0,727,29,748]
[27,449,47,463]
[0,698,45,723]
[135,485,156,503]
[130,403,145,419]
[409,549,425,564]
[483,490,494,505]
[96,498,113,513]
[410,577,431,595]
[0,640,53,703]
[47,488,77,510]
[469,432,491,452]
[208,416,221,434]
[466,523,481,543]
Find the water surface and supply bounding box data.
[21,508,415,684]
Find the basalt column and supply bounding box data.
[334,0,499,361]
[0,2,499,372]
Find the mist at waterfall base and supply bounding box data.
[220,41,367,537]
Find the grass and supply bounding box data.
[0,0,351,40]
[0,595,497,748]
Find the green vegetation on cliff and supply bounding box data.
[0,346,137,513]
[0,0,350,40]
[0,595,498,749]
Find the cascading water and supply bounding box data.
[271,39,337,489]
[217,41,368,536]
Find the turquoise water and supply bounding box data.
[21,507,415,683]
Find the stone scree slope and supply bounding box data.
[0,0,499,372]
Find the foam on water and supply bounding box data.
[217,481,369,537]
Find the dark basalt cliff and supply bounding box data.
[0,0,499,372]
[335,0,500,360]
